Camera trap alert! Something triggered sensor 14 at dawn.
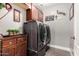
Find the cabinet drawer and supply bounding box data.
[17,37,24,43]
[2,47,15,56]
[2,39,16,48]
[16,43,27,56]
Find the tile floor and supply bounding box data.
[45,47,71,56]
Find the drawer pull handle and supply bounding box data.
[9,42,13,48]
[9,42,12,45]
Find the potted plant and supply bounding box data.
[0,3,4,10]
[7,29,14,35]
[13,29,19,35]
[7,29,19,36]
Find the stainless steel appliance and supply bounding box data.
[23,20,47,56]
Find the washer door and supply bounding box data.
[39,24,45,42]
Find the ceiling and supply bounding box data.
[33,3,57,10]
[33,3,72,13]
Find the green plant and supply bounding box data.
[0,3,4,9]
[7,29,13,32]
[7,29,12,32]
[7,29,19,33]
[14,29,19,33]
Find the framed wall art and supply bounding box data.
[69,3,74,20]
[45,15,54,21]
[45,15,57,21]
[14,9,20,22]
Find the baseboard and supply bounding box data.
[48,44,71,52]
[74,44,79,56]
[69,49,74,56]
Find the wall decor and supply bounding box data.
[14,9,20,22]
[69,3,74,20]
[57,10,66,16]
[45,15,57,21]
[5,3,12,11]
[0,3,4,9]
[0,3,12,20]
[45,15,54,21]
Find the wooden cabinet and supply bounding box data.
[16,42,27,56]
[0,40,2,56]
[26,4,43,22]
[26,9,32,21]
[16,37,27,56]
[2,38,16,56]
[32,5,38,20]
[38,10,43,22]
[0,35,27,56]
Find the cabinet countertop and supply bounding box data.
[0,34,26,40]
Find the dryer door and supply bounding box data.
[39,24,45,42]
[38,23,45,51]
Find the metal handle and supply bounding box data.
[9,41,12,45]
[9,42,13,48]
[71,36,75,40]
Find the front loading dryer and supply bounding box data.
[23,20,46,56]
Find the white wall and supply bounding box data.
[0,3,26,35]
[74,3,79,56]
[44,3,74,50]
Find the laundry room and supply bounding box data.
[0,3,74,56]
